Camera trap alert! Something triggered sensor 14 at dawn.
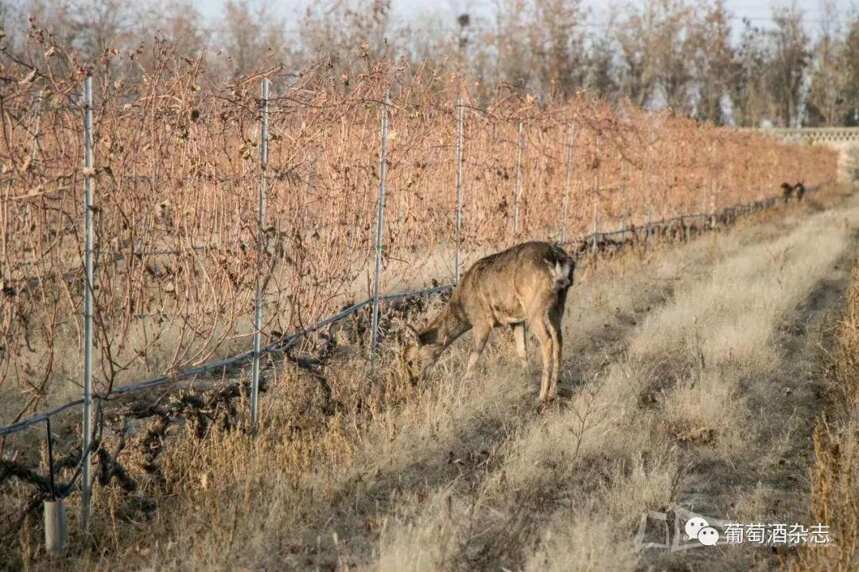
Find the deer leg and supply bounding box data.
[528,312,554,403]
[464,323,492,380]
[547,306,564,400]
[511,323,528,368]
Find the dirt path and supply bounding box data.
[648,221,859,571]
[261,191,859,570]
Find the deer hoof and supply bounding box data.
[536,398,555,414]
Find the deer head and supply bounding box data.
[401,324,443,383]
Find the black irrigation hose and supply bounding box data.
[0,184,826,438]
[46,418,56,501]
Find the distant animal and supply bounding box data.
[781,182,794,203]
[794,181,806,201]
[781,181,806,203]
[402,241,575,404]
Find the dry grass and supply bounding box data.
[789,261,859,571]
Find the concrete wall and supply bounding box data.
[753,127,859,183]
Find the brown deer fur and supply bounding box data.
[403,241,575,403]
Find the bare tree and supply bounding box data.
[494,0,534,92]
[301,0,394,77]
[219,0,290,78]
[841,11,859,125]
[615,0,692,112]
[529,0,586,98]
[19,0,132,66]
[133,0,207,61]
[768,3,810,127]
[9,0,859,128]
[687,0,735,124]
[585,18,619,100]
[731,19,773,127]
[806,0,846,126]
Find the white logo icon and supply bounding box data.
[698,526,720,546]
[685,517,708,539]
[685,517,720,546]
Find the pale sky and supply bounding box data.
[193,0,857,35]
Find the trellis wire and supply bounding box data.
[81,74,95,532]
[250,78,270,428]
[369,91,390,361]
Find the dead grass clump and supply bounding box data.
[790,261,859,571]
[378,487,467,572]
[525,513,639,572]
[523,443,680,572]
[660,369,749,451]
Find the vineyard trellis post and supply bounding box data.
[369,91,390,361]
[454,96,464,283]
[560,125,574,244]
[81,74,95,531]
[591,132,600,253]
[44,417,66,555]
[620,154,628,232]
[647,207,653,245]
[250,78,269,428]
[31,89,44,162]
[513,120,523,236]
[710,141,717,228]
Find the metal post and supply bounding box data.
[560,125,574,243]
[620,157,628,233]
[369,92,390,361]
[454,97,464,283]
[591,135,600,253]
[31,90,44,163]
[44,417,66,555]
[513,120,523,236]
[710,142,717,228]
[81,74,94,531]
[647,207,653,245]
[44,501,67,556]
[250,78,269,428]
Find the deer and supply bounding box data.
[402,241,575,404]
[794,181,806,201]
[781,181,807,203]
[781,182,794,203]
